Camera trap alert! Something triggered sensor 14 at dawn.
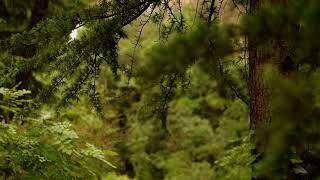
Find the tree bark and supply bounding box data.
[15,0,49,90]
[249,0,292,179]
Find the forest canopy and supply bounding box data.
[0,0,320,179]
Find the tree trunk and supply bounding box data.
[29,0,49,29]
[249,0,292,179]
[15,0,49,90]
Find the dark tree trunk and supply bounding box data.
[29,0,49,29]
[249,0,293,179]
[249,32,275,180]
[15,0,49,90]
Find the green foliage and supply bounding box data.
[138,23,236,81]
[1,0,320,179]
[0,86,115,179]
[0,85,31,116]
[123,62,253,179]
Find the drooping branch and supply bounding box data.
[1,0,161,102]
[128,4,157,84]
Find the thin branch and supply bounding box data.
[163,0,183,31]
[217,58,249,106]
[73,0,154,31]
[231,0,243,14]
[42,52,83,100]
[127,4,157,84]
[159,73,178,129]
[207,0,216,24]
[191,0,201,30]
[177,0,184,30]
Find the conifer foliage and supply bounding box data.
[0,0,320,179]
